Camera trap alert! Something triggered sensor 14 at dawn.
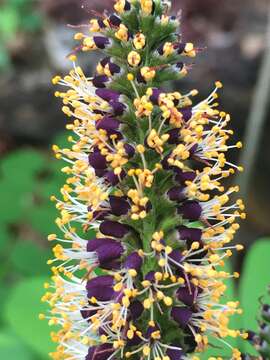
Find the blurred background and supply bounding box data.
[0,0,269,359]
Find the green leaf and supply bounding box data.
[240,239,270,331]
[4,276,55,357]
[0,6,19,39]
[0,223,9,250]
[0,329,34,360]
[10,241,50,276]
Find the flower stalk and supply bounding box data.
[42,1,246,359]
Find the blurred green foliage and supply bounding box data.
[0,133,269,358]
[0,0,42,69]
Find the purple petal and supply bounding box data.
[108,62,121,75]
[145,271,155,283]
[169,250,183,265]
[109,14,122,27]
[89,151,107,170]
[168,186,186,202]
[124,143,135,158]
[171,307,193,328]
[166,347,185,360]
[174,169,196,184]
[109,101,126,116]
[149,88,163,104]
[167,128,180,144]
[86,275,115,301]
[109,195,130,216]
[146,324,160,339]
[86,344,115,360]
[175,43,186,55]
[124,252,142,271]
[100,220,130,238]
[92,75,109,88]
[96,116,120,132]
[129,300,144,320]
[96,88,120,102]
[180,107,192,122]
[177,226,202,242]
[105,170,126,185]
[93,36,110,49]
[87,237,119,252]
[178,201,202,220]
[176,285,198,307]
[100,57,111,67]
[96,242,124,265]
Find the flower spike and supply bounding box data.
[45,1,246,359]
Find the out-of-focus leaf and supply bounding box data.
[28,203,58,236]
[240,239,270,330]
[10,241,50,276]
[4,277,55,357]
[1,149,45,182]
[239,239,270,354]
[0,7,19,39]
[0,330,34,360]
[0,223,9,249]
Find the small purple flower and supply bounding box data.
[149,88,163,104]
[109,195,130,216]
[167,128,180,144]
[179,107,192,122]
[177,226,202,243]
[129,300,144,320]
[169,249,183,265]
[174,43,186,55]
[100,220,130,238]
[176,284,198,307]
[109,14,122,27]
[109,101,126,116]
[178,201,202,221]
[86,275,115,301]
[96,116,120,132]
[87,237,124,267]
[146,324,160,339]
[171,306,193,328]
[92,75,109,88]
[124,143,135,158]
[166,347,185,360]
[167,186,186,202]
[105,169,126,185]
[86,344,115,360]
[96,88,120,102]
[174,169,196,185]
[89,151,107,170]
[93,36,110,49]
[124,252,143,271]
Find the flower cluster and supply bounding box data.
[42,1,247,359]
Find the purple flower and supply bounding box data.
[105,170,126,185]
[86,344,115,360]
[129,300,144,320]
[124,252,143,271]
[93,36,110,49]
[96,88,120,102]
[89,151,107,170]
[179,107,192,122]
[86,275,116,301]
[177,226,202,243]
[99,220,130,238]
[109,14,122,27]
[167,186,186,202]
[171,307,193,328]
[96,116,120,132]
[109,100,126,116]
[174,43,186,55]
[149,88,163,104]
[167,128,180,144]
[92,75,109,88]
[109,195,130,216]
[169,249,183,265]
[87,237,124,267]
[178,201,202,221]
[174,169,196,185]
[146,324,160,339]
[124,143,135,158]
[166,347,185,360]
[176,284,198,307]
